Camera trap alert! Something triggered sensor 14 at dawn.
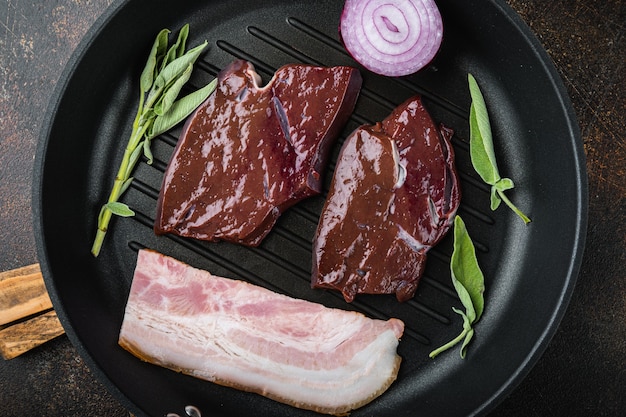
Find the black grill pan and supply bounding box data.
[33,1,587,416]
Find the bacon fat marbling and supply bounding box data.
[119,249,404,415]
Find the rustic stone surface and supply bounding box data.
[0,0,624,416]
[0,1,126,415]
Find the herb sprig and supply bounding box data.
[429,215,485,359]
[91,24,217,257]
[468,73,531,224]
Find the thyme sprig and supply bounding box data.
[91,24,217,257]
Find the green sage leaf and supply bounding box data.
[160,24,190,73]
[468,73,531,224]
[429,215,485,359]
[468,73,500,185]
[452,274,477,323]
[120,177,134,196]
[175,23,189,58]
[104,201,135,217]
[154,63,193,116]
[469,103,499,185]
[150,78,217,138]
[490,186,502,210]
[495,177,514,191]
[491,178,514,210]
[451,215,485,321]
[140,29,170,93]
[143,136,154,165]
[153,41,208,94]
[125,144,144,179]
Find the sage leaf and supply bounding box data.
[120,177,134,196]
[140,28,170,93]
[468,74,499,183]
[154,63,193,116]
[429,215,485,359]
[468,73,531,224]
[153,41,208,94]
[125,145,144,179]
[175,23,189,57]
[452,274,477,323]
[495,177,515,191]
[469,102,499,185]
[150,78,217,138]
[490,186,502,210]
[450,215,485,321]
[104,201,135,217]
[143,136,154,165]
[161,23,189,72]
[491,177,515,210]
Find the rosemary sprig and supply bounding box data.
[91,24,217,257]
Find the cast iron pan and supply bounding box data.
[33,0,587,416]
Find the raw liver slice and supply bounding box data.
[118,249,404,415]
[154,60,362,246]
[312,96,461,302]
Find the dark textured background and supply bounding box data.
[0,0,624,416]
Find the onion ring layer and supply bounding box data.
[340,0,443,77]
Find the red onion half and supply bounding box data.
[340,0,443,77]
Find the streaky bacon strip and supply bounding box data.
[118,249,404,415]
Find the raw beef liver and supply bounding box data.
[312,96,461,302]
[154,60,362,246]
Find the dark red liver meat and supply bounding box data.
[312,96,460,302]
[154,60,362,246]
